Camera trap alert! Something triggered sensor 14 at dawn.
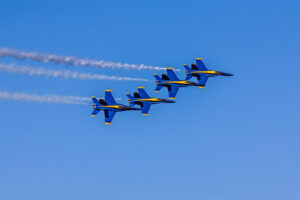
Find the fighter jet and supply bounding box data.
[126,87,175,115]
[91,90,140,125]
[184,58,233,88]
[154,68,200,99]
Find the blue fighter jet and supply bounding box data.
[91,90,140,125]
[154,68,200,99]
[184,58,233,88]
[126,87,175,115]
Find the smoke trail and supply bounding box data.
[0,91,124,105]
[0,63,150,82]
[0,47,165,70]
[0,91,91,105]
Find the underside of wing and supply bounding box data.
[198,75,209,88]
[104,110,116,125]
[168,86,179,99]
[141,102,151,115]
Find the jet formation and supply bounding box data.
[91,58,233,124]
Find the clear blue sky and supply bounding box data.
[0,0,300,199]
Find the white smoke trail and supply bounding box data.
[0,47,165,70]
[0,63,150,82]
[0,91,90,105]
[0,91,124,105]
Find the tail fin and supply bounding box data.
[153,74,162,82]
[191,63,199,70]
[134,92,141,98]
[161,73,170,80]
[99,98,107,105]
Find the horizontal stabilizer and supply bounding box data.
[153,74,162,82]
[92,96,100,106]
[183,64,192,72]
[91,109,100,116]
[154,85,163,92]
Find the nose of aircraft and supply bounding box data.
[223,73,234,76]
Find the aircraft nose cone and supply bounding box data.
[224,73,234,76]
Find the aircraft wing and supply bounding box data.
[196,58,208,70]
[104,110,116,124]
[105,90,117,105]
[166,68,179,80]
[138,88,150,98]
[141,102,151,115]
[168,86,180,99]
[199,75,209,87]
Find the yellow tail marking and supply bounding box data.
[169,97,176,100]
[167,67,174,69]
[105,122,112,125]
[91,115,95,117]
[196,58,203,60]
[138,87,144,89]
[142,114,149,116]
[105,90,112,92]
[154,91,159,92]
[91,96,95,98]
[199,86,205,88]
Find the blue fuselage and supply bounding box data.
[187,70,233,77]
[130,98,175,105]
[156,80,200,87]
[93,104,140,112]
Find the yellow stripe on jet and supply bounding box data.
[102,105,121,109]
[165,81,190,85]
[193,71,219,74]
[135,98,161,102]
